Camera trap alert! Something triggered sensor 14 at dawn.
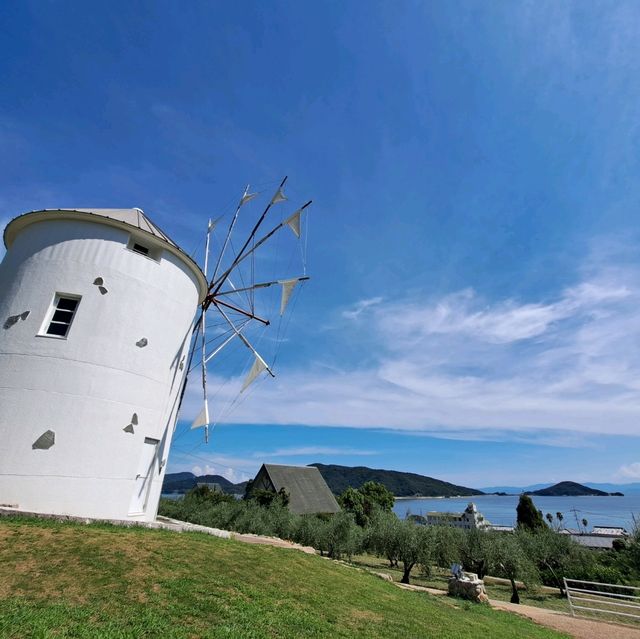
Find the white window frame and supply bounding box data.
[39,293,82,339]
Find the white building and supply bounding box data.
[424,502,491,530]
[0,208,206,522]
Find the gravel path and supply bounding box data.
[491,599,640,639]
[396,582,640,639]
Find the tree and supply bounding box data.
[517,528,575,596]
[315,511,363,560]
[367,510,401,567]
[516,495,547,532]
[582,518,588,531]
[492,533,539,604]
[249,487,289,508]
[358,481,395,513]
[339,481,394,527]
[431,525,464,570]
[243,479,255,500]
[395,520,432,584]
[184,485,235,505]
[459,528,494,579]
[545,513,553,525]
[338,487,367,526]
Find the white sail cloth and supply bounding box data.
[240,191,257,206]
[279,278,299,315]
[191,401,210,430]
[271,188,287,205]
[241,356,267,392]
[284,209,302,238]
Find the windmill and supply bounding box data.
[185,176,312,444]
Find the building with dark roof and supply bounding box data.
[251,464,341,515]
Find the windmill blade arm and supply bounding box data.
[215,280,278,296]
[211,298,270,326]
[215,303,275,378]
[209,177,288,296]
[209,199,312,297]
[211,185,249,284]
[215,275,310,298]
[203,329,241,365]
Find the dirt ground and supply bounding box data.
[396,582,640,639]
[490,599,640,639]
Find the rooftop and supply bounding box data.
[259,464,340,515]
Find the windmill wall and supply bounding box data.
[0,211,205,522]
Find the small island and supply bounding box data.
[526,481,624,497]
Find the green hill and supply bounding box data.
[162,472,247,495]
[0,517,562,639]
[311,463,484,497]
[526,481,621,497]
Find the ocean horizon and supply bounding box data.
[394,494,640,531]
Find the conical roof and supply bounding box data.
[3,207,207,301]
[72,208,178,247]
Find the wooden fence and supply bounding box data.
[564,577,640,622]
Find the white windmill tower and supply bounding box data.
[0,179,311,522]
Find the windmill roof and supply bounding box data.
[5,208,178,248]
[3,207,207,300]
[72,208,179,246]
[260,464,341,515]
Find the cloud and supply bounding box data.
[181,255,640,440]
[253,446,377,458]
[341,296,383,320]
[190,464,250,483]
[616,463,640,480]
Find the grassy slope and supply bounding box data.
[0,518,566,639]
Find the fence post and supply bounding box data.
[563,578,574,617]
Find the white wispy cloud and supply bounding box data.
[341,296,383,320]
[182,253,640,440]
[253,446,377,458]
[616,463,640,481]
[190,464,251,483]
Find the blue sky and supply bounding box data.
[2,1,640,487]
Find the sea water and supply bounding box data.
[394,494,640,531]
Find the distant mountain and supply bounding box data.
[162,472,247,495]
[526,481,623,497]
[585,482,640,495]
[482,482,640,495]
[480,484,548,494]
[310,463,483,497]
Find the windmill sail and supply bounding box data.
[271,187,287,205]
[240,191,257,206]
[191,401,210,429]
[241,356,267,392]
[285,209,302,238]
[279,278,299,315]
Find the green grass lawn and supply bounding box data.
[0,517,567,639]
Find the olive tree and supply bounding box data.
[492,533,539,604]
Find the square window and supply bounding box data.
[126,235,161,261]
[42,294,80,338]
